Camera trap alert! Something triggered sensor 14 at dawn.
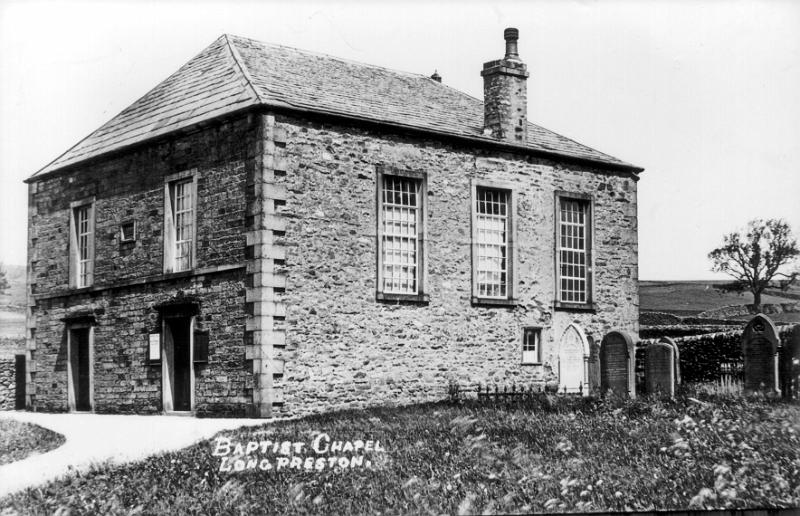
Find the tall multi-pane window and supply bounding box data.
[70,202,94,288]
[557,197,591,304]
[379,175,421,294]
[173,179,194,272]
[75,206,93,287]
[164,173,196,273]
[471,183,515,305]
[475,188,509,298]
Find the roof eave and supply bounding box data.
[25,103,643,184]
[258,103,645,175]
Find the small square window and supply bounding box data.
[522,327,541,364]
[120,221,136,242]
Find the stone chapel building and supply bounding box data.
[24,29,643,417]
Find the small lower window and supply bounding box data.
[522,327,541,364]
[120,221,136,242]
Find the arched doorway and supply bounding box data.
[559,324,589,395]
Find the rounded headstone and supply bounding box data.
[659,336,681,386]
[742,314,779,392]
[645,341,675,397]
[600,330,636,398]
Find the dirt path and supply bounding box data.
[0,411,266,497]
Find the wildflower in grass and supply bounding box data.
[402,477,420,489]
[457,493,476,516]
[675,415,696,428]
[713,464,731,476]
[555,439,574,454]
[450,416,478,434]
[689,487,716,508]
[212,479,245,509]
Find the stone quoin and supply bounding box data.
[23,29,643,417]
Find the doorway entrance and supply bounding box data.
[68,327,93,411]
[15,354,26,410]
[162,316,194,412]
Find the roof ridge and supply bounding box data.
[227,33,431,81]
[224,34,264,104]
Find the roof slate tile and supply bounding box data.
[30,33,637,179]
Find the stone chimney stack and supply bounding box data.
[481,28,529,143]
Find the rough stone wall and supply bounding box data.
[26,115,255,415]
[25,106,638,418]
[482,59,529,143]
[0,359,13,410]
[0,337,24,410]
[29,119,252,293]
[273,114,639,417]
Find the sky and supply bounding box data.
[0,0,798,280]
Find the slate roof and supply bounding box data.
[29,34,640,180]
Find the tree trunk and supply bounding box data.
[753,290,762,313]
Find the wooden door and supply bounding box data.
[14,354,25,410]
[74,328,92,411]
[169,318,192,411]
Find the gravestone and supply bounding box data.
[600,331,636,398]
[587,337,601,395]
[780,326,800,399]
[645,341,675,397]
[742,314,779,393]
[660,336,681,386]
[559,325,587,395]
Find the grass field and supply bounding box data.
[2,394,798,514]
[0,310,25,339]
[640,281,799,316]
[0,420,64,467]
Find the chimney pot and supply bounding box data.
[504,27,519,59]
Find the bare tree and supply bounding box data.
[709,219,799,311]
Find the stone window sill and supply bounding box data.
[376,292,430,305]
[554,301,597,313]
[471,297,518,308]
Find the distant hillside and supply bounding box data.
[640,280,800,318]
[0,264,26,309]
